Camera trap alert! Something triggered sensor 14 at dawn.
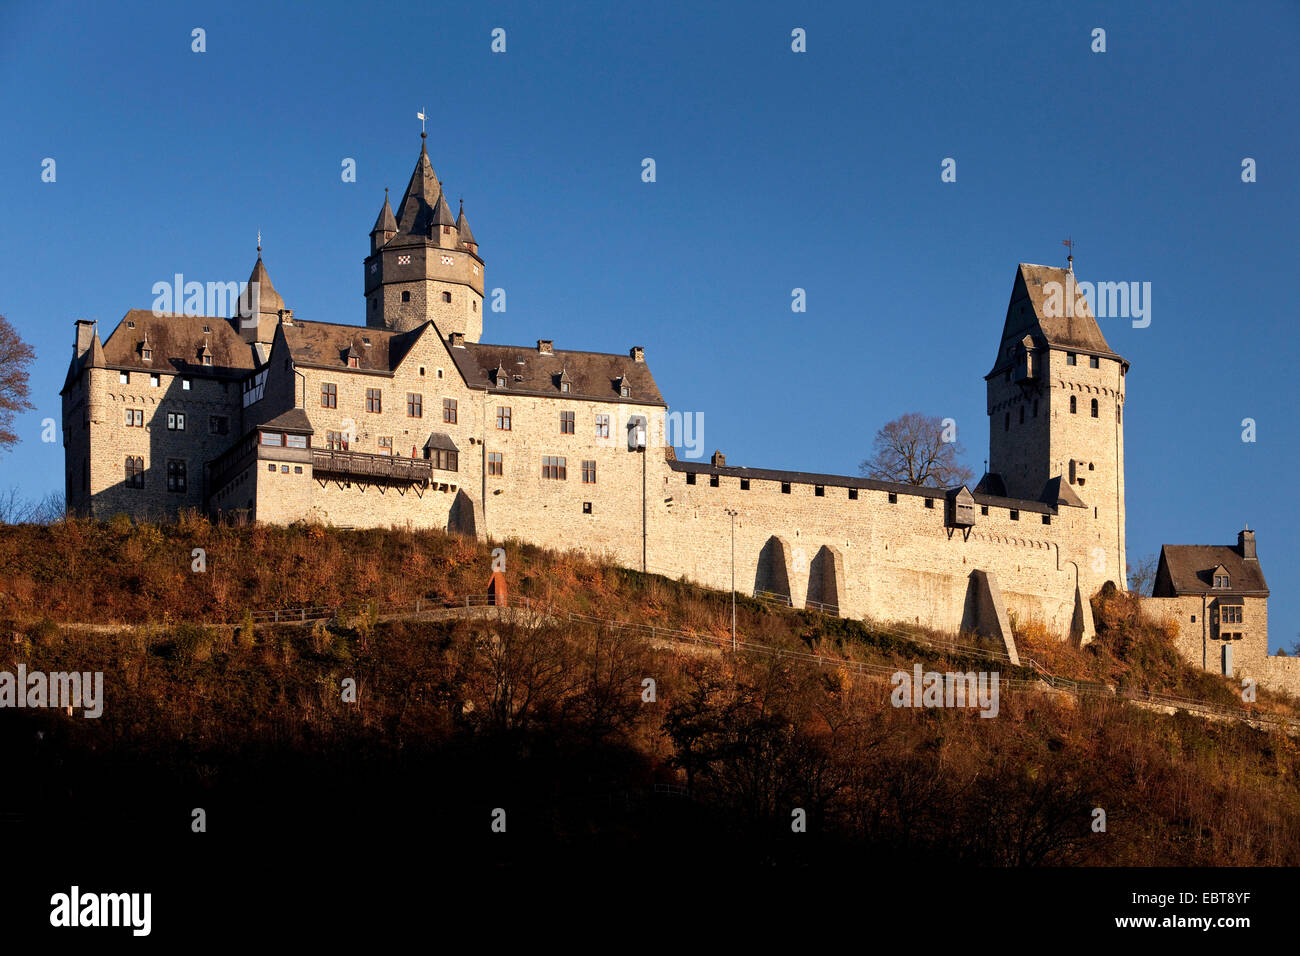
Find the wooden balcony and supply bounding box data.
[311,449,433,486]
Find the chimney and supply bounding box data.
[537,339,553,355]
[448,331,465,348]
[711,450,726,467]
[1239,527,1257,560]
[630,346,645,363]
[74,319,95,359]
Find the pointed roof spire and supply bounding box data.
[432,189,456,228]
[455,199,476,244]
[246,251,285,317]
[395,136,442,235]
[371,187,397,236]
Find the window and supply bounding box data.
[848,488,858,500]
[1223,605,1243,624]
[1089,355,1099,369]
[473,301,478,312]
[119,371,129,384]
[980,505,989,515]
[582,501,592,514]
[496,406,511,430]
[1069,396,1077,414]
[686,473,696,485]
[741,479,751,491]
[326,430,348,450]
[125,408,144,427]
[443,398,458,423]
[407,393,423,418]
[1090,398,1098,417]
[267,464,276,472]
[1042,514,1051,525]
[286,434,308,449]
[166,460,187,493]
[487,452,503,476]
[202,354,212,367]
[1066,353,1077,366]
[560,411,575,434]
[582,460,596,484]
[348,356,360,368]
[1117,406,1122,424]
[542,456,567,480]
[620,385,631,398]
[430,449,458,471]
[125,456,144,488]
[888,493,898,504]
[1214,573,1230,589]
[261,432,284,446]
[1009,510,1020,521]
[595,414,610,438]
[281,465,289,474]
[437,368,444,379]
[441,291,452,303]
[419,367,425,377]
[925,498,935,509]
[142,348,152,362]
[781,482,791,494]
[377,436,393,455]
[166,412,185,431]
[815,485,825,497]
[294,466,303,474]
[365,388,382,413]
[709,475,719,488]
[209,415,228,435]
[322,383,337,408]
[150,374,160,387]
[401,291,411,302]
[182,378,191,391]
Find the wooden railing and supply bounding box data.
[311,449,433,484]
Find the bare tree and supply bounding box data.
[0,315,35,453]
[1127,554,1158,595]
[859,412,974,488]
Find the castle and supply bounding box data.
[59,136,1300,696]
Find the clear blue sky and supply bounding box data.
[2,1,1297,650]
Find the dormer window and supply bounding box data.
[202,355,213,367]
[127,320,136,329]
[203,325,211,334]
[348,356,360,368]
[1214,573,1230,589]
[141,347,152,362]
[561,381,570,393]
[496,375,507,388]
[621,386,631,397]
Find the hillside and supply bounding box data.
[2,517,1300,867]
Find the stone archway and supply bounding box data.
[807,545,844,615]
[754,535,792,604]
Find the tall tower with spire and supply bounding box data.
[984,262,1128,591]
[363,133,484,339]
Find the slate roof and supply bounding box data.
[261,408,314,433]
[424,431,459,452]
[99,311,258,378]
[455,204,475,244]
[281,320,424,373]
[450,341,665,405]
[1154,544,1269,597]
[394,137,444,237]
[668,460,1058,513]
[989,264,1125,376]
[371,190,397,236]
[247,255,285,316]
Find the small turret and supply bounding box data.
[456,199,477,254]
[370,188,397,254]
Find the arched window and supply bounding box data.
[1090,398,1098,417]
[1069,396,1077,414]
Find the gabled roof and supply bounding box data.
[281,320,426,373]
[449,341,665,405]
[432,192,456,228]
[394,137,443,237]
[989,264,1124,376]
[424,431,459,452]
[99,311,258,378]
[1153,544,1269,597]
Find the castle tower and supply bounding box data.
[238,247,287,345]
[984,263,1127,590]
[363,133,484,339]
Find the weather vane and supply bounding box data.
[1062,237,1075,269]
[417,108,426,135]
